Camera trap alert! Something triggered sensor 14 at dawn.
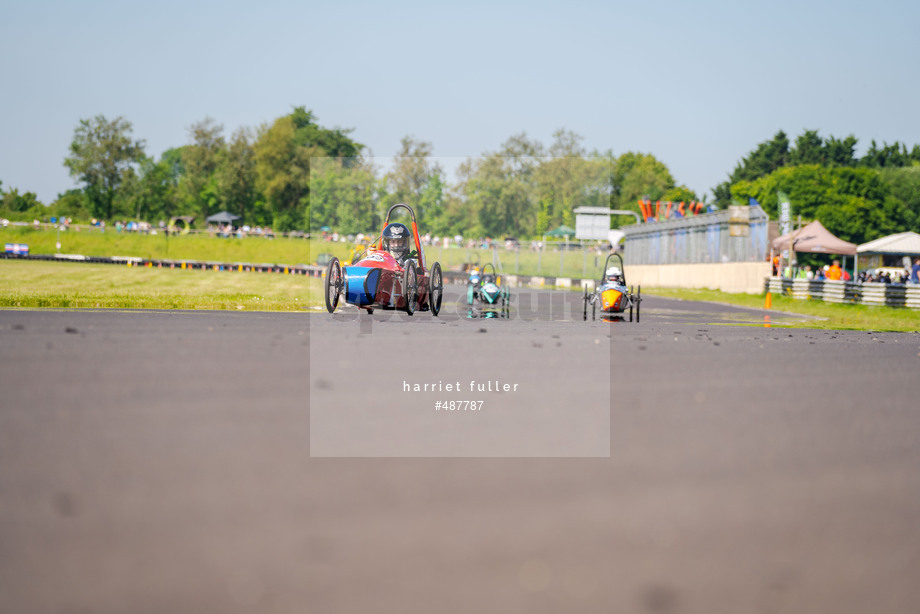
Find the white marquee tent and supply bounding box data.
[857,231,920,272]
[857,231,920,256]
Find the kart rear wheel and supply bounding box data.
[583,286,588,321]
[324,257,342,313]
[403,260,418,315]
[429,262,443,316]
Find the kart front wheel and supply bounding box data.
[403,260,418,315]
[636,285,641,323]
[429,262,443,316]
[324,257,342,313]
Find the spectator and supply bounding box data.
[911,258,920,284]
[826,259,843,280]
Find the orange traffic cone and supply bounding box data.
[764,292,772,309]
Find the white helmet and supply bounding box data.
[606,266,622,278]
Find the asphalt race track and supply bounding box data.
[2,287,919,613]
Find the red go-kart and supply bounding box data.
[324,203,443,316]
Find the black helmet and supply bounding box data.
[382,223,410,260]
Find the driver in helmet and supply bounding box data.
[606,266,624,285]
[382,222,413,265]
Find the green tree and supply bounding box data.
[254,115,312,231]
[309,156,379,233]
[613,152,675,217]
[290,107,362,159]
[789,130,825,166]
[535,130,612,231]
[381,136,445,228]
[734,130,790,181]
[132,156,177,222]
[254,108,364,231]
[861,140,911,168]
[730,165,908,244]
[0,187,44,220]
[160,147,186,185]
[64,115,145,220]
[50,189,91,221]
[713,131,790,206]
[878,165,920,230]
[459,133,543,237]
[217,128,257,224]
[824,135,858,167]
[1,187,41,213]
[179,117,226,223]
[661,185,699,204]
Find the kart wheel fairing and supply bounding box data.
[601,288,624,312]
[344,266,382,307]
[481,282,502,304]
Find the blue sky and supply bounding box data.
[2,0,918,204]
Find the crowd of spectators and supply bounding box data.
[208,224,275,239]
[780,257,920,284]
[79,219,280,239]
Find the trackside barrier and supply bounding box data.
[624,262,770,294]
[765,277,920,310]
[623,207,770,265]
[1,252,318,276]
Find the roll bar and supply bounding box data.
[377,203,424,269]
[603,252,626,285]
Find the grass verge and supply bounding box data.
[2,225,602,278]
[643,287,920,332]
[0,260,322,311]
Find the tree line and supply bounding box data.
[2,113,919,244]
[713,130,920,244]
[0,107,694,237]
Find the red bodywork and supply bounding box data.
[343,203,435,311]
[345,250,431,310]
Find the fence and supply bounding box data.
[622,207,769,265]
[1,252,318,275]
[765,277,920,309]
